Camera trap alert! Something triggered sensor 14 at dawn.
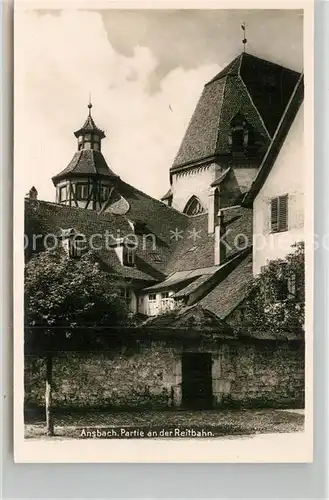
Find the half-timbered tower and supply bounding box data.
[52,102,118,210]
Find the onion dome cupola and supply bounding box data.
[52,101,119,211]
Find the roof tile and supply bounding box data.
[171,52,301,169]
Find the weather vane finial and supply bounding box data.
[88,91,92,115]
[241,22,247,52]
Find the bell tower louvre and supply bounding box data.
[52,101,119,211]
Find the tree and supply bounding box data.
[25,248,128,435]
[236,242,305,336]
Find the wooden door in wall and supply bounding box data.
[181,353,213,409]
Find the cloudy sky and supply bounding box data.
[15,8,303,202]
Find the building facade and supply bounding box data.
[243,76,304,275]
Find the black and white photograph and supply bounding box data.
[14,2,313,462]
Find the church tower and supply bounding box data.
[164,52,301,230]
[52,102,118,210]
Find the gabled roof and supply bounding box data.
[171,52,301,170]
[243,73,304,207]
[52,150,118,184]
[143,304,234,337]
[24,199,158,282]
[160,188,172,201]
[173,274,210,298]
[210,167,231,187]
[143,265,220,292]
[199,252,253,319]
[165,206,252,274]
[25,178,190,282]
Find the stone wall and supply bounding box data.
[25,342,179,409]
[215,341,305,408]
[25,339,304,410]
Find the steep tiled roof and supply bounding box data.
[173,274,211,298]
[25,184,191,282]
[143,265,220,292]
[172,52,300,169]
[104,179,190,276]
[24,199,158,283]
[243,74,304,207]
[52,150,118,184]
[165,206,252,274]
[199,252,253,319]
[96,249,157,282]
[25,198,130,239]
[143,304,234,337]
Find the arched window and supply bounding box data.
[183,196,205,216]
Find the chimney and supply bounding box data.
[208,187,219,234]
[214,211,226,265]
[27,186,38,200]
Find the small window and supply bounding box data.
[161,292,170,299]
[271,195,288,233]
[148,293,156,301]
[123,247,135,267]
[59,185,67,202]
[100,186,109,201]
[76,184,89,201]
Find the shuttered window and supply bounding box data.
[270,195,288,232]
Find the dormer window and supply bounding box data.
[123,247,135,267]
[59,229,86,259]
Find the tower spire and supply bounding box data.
[241,22,247,52]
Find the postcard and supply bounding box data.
[14,0,314,462]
